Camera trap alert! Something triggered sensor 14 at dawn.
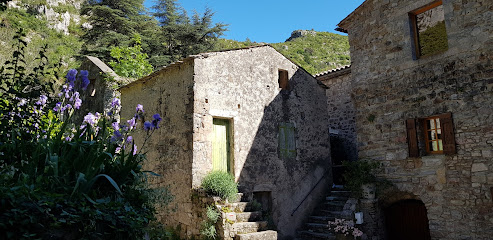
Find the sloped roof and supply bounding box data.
[119,44,322,90]
[85,56,119,78]
[313,65,351,78]
[337,0,369,33]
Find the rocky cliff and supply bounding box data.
[7,0,85,35]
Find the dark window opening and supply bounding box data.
[253,191,272,213]
[409,0,448,58]
[278,69,289,90]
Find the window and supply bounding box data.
[278,69,289,90]
[424,117,443,153]
[406,113,456,157]
[409,0,448,58]
[279,122,296,158]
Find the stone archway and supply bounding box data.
[384,199,431,240]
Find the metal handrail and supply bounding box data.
[290,168,330,216]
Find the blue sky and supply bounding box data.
[143,0,365,43]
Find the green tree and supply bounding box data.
[151,0,227,66]
[109,34,153,78]
[81,0,159,63]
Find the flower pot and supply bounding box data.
[335,233,355,240]
[361,183,376,199]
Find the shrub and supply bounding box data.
[0,32,165,239]
[200,205,220,239]
[342,160,379,198]
[201,171,238,202]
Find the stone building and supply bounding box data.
[315,65,357,184]
[119,45,332,239]
[337,0,493,239]
[75,56,124,124]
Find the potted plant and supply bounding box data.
[328,218,363,240]
[342,160,380,199]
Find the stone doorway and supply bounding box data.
[212,118,233,173]
[384,199,431,240]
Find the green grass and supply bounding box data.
[212,31,351,75]
[272,31,350,74]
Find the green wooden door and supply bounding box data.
[212,119,231,172]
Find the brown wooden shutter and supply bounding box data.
[406,118,419,158]
[439,112,456,155]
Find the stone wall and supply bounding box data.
[119,60,198,238]
[191,46,332,239]
[316,66,358,163]
[339,0,493,239]
[75,56,121,125]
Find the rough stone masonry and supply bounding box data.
[338,0,493,239]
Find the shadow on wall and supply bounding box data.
[235,69,332,239]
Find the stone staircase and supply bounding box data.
[297,186,355,239]
[215,193,277,240]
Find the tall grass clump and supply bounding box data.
[201,171,238,202]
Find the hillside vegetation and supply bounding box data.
[272,31,350,74]
[213,31,351,75]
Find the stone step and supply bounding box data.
[231,221,268,235]
[329,190,351,197]
[235,230,277,240]
[305,222,329,230]
[326,196,348,201]
[229,193,244,203]
[298,230,336,240]
[222,211,263,223]
[236,211,262,222]
[319,210,343,215]
[309,215,337,223]
[324,201,346,206]
[220,202,252,212]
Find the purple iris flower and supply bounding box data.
[144,121,152,130]
[66,69,77,87]
[74,98,82,109]
[35,95,48,105]
[152,113,162,129]
[127,118,136,129]
[126,136,133,143]
[111,130,123,143]
[136,104,144,113]
[79,70,90,90]
[133,144,138,155]
[111,98,120,108]
[53,102,62,112]
[83,113,97,126]
[111,122,119,131]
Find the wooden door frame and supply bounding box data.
[212,117,234,174]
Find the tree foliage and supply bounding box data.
[149,0,228,67]
[81,0,159,64]
[109,34,153,78]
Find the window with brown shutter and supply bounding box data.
[406,113,456,157]
[406,119,419,158]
